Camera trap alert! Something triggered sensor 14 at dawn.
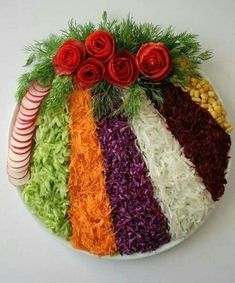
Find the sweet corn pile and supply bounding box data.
[181,78,233,133]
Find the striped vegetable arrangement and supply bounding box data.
[7,15,232,257]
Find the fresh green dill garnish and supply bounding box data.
[92,81,122,120]
[113,85,144,118]
[41,76,73,113]
[16,12,212,117]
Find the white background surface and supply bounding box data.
[0,0,235,282]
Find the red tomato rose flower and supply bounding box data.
[73,58,105,89]
[85,30,115,62]
[105,50,139,87]
[53,39,86,75]
[136,42,172,81]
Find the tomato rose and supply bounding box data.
[53,39,85,75]
[85,30,115,62]
[105,50,139,87]
[136,42,172,81]
[73,58,105,89]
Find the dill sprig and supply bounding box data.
[92,81,122,120]
[113,85,144,118]
[15,12,212,117]
[41,76,73,113]
[138,78,164,106]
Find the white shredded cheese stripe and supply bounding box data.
[130,96,214,239]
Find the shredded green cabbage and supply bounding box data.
[22,104,71,239]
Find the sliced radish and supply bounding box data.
[19,106,38,117]
[28,89,48,99]
[10,137,32,149]
[16,111,37,123]
[15,119,35,130]
[21,96,41,110]
[12,130,34,143]
[8,168,28,179]
[10,144,32,155]
[14,124,35,136]
[32,82,50,93]
[25,92,44,103]
[7,155,30,169]
[7,163,29,173]
[8,148,31,163]
[21,102,40,111]
[7,159,30,170]
[9,172,30,186]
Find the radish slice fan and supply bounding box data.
[7,82,49,186]
[130,96,214,239]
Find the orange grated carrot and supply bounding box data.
[68,89,117,256]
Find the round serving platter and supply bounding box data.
[9,72,231,260]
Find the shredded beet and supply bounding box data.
[97,115,171,255]
[150,84,231,201]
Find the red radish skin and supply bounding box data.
[9,172,30,186]
[10,144,32,155]
[15,120,35,130]
[21,98,41,110]
[7,159,30,170]
[14,125,35,136]
[7,82,50,187]
[21,102,40,111]
[25,92,45,103]
[16,112,37,123]
[28,89,48,98]
[7,155,31,169]
[11,133,34,144]
[7,169,28,179]
[10,135,33,149]
[19,107,38,117]
[32,82,50,92]
[7,163,29,173]
[8,170,28,180]
[8,148,31,162]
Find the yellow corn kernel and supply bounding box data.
[214,105,222,114]
[190,89,195,96]
[226,126,233,133]
[223,122,230,128]
[200,80,207,86]
[202,85,210,92]
[200,93,208,100]
[208,90,215,97]
[208,97,216,105]
[191,78,197,84]
[208,105,213,112]
[196,83,201,89]
[211,111,217,119]
[192,97,201,103]
[201,103,209,109]
[222,109,226,115]
[216,117,224,124]
[195,91,200,98]
[201,99,207,104]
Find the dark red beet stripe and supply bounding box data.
[150,84,231,201]
[97,115,170,255]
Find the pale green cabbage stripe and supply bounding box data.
[22,104,71,240]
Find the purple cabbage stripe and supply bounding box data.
[97,115,171,255]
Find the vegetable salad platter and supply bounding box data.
[7,13,232,259]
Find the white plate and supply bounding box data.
[9,73,231,260]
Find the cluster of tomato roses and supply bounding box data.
[53,30,172,89]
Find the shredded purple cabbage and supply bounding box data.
[97,115,171,255]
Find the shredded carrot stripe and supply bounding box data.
[68,89,117,256]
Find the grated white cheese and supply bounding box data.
[130,96,214,239]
